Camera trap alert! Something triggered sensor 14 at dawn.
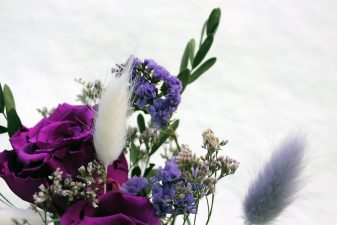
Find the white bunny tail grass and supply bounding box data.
[243,135,306,224]
[0,207,44,225]
[94,58,134,167]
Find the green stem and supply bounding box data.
[187,218,192,225]
[0,192,15,207]
[182,214,190,225]
[173,133,181,152]
[205,193,215,225]
[2,112,7,120]
[143,156,150,176]
[206,195,210,213]
[170,215,176,225]
[193,198,200,225]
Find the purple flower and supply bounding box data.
[0,103,128,210]
[121,176,149,195]
[157,159,181,182]
[131,58,182,128]
[151,159,196,216]
[61,191,161,225]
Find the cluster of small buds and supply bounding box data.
[33,183,50,205]
[111,63,126,76]
[177,146,215,196]
[201,129,238,180]
[78,161,107,186]
[75,78,103,105]
[33,161,106,209]
[202,129,228,155]
[139,127,157,143]
[217,156,239,179]
[127,127,138,140]
[176,129,239,198]
[127,126,158,145]
[36,106,55,117]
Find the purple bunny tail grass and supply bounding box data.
[243,135,306,224]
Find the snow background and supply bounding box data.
[0,0,336,224]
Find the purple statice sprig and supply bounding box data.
[175,129,239,225]
[131,58,182,128]
[121,176,149,196]
[151,159,197,219]
[147,129,238,225]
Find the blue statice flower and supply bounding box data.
[131,58,182,128]
[157,158,181,182]
[121,176,149,196]
[133,76,157,108]
[151,159,196,217]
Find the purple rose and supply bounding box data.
[61,191,161,225]
[0,103,128,207]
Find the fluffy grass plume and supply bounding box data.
[243,135,305,224]
[94,59,134,167]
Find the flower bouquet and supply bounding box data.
[0,8,305,225]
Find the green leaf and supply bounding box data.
[137,113,146,133]
[147,168,158,178]
[144,163,156,178]
[7,109,21,137]
[170,119,180,131]
[179,42,190,72]
[130,142,139,165]
[188,39,196,65]
[0,83,4,113]
[199,21,207,47]
[150,120,179,154]
[192,35,214,69]
[0,125,7,134]
[131,166,141,177]
[207,8,221,36]
[151,131,169,154]
[3,84,16,114]
[189,58,217,84]
[177,69,190,93]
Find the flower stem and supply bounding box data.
[193,198,200,225]
[205,193,215,225]
[182,215,187,225]
[173,133,181,152]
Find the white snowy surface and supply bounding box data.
[0,0,336,224]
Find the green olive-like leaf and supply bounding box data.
[207,8,221,36]
[192,35,214,69]
[170,119,180,131]
[7,108,21,137]
[3,84,16,115]
[137,113,146,133]
[180,42,190,72]
[199,21,207,47]
[0,125,7,134]
[130,142,140,166]
[131,166,141,177]
[189,58,217,84]
[0,83,4,113]
[188,39,196,65]
[144,163,156,178]
[150,120,179,154]
[177,69,190,93]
